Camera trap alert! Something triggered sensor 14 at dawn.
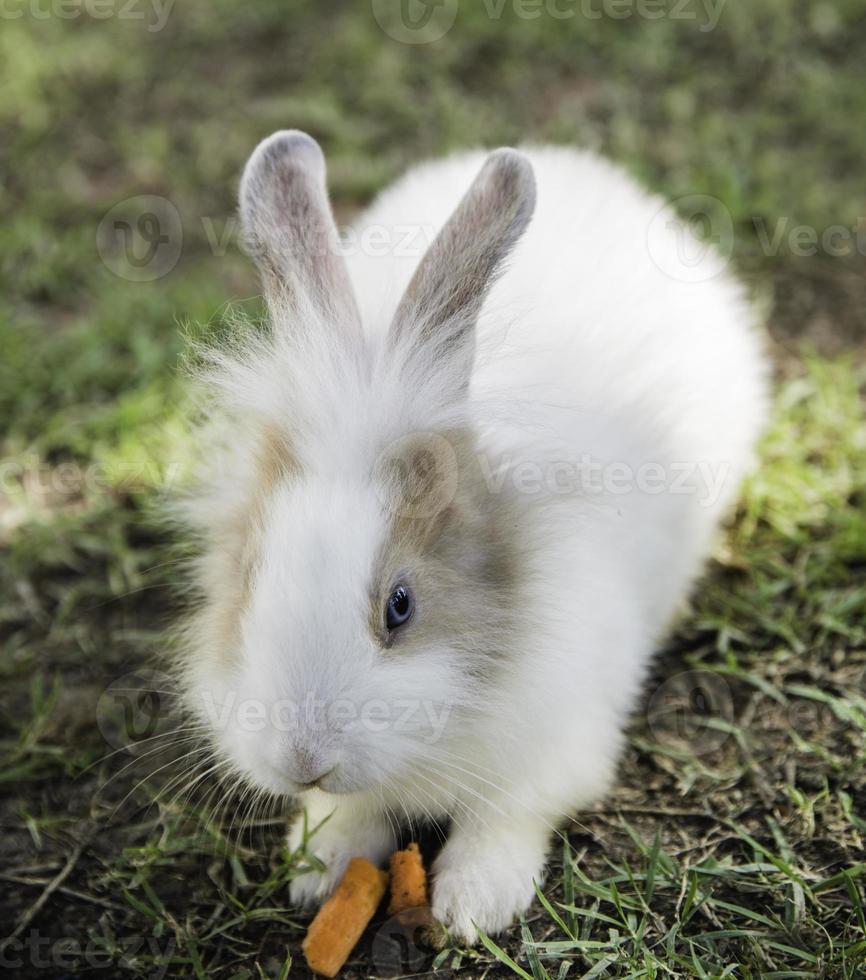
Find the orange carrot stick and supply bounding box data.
[301,857,389,977]
[388,842,428,915]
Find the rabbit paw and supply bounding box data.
[287,796,393,907]
[431,832,545,944]
[288,828,354,907]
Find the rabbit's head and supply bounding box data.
[183,131,536,798]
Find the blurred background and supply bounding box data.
[1,2,864,977]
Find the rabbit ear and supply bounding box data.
[388,148,536,392]
[239,130,361,333]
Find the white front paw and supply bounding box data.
[431,838,544,944]
[288,836,353,907]
[286,800,393,908]
[287,810,355,907]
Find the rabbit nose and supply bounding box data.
[291,745,334,788]
[295,767,334,791]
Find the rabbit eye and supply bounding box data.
[385,585,414,630]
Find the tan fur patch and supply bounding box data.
[255,423,301,505]
[196,423,300,668]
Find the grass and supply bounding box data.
[1,1,865,977]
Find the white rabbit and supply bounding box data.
[178,131,767,943]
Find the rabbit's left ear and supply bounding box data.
[239,130,361,334]
[388,148,536,394]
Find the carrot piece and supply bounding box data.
[301,857,389,977]
[388,842,428,915]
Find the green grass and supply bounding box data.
[1,1,865,977]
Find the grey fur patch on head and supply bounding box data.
[239,129,362,336]
[369,428,525,674]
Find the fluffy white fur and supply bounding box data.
[180,133,768,943]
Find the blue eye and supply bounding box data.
[385,585,414,630]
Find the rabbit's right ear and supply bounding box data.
[387,148,536,396]
[239,130,361,333]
